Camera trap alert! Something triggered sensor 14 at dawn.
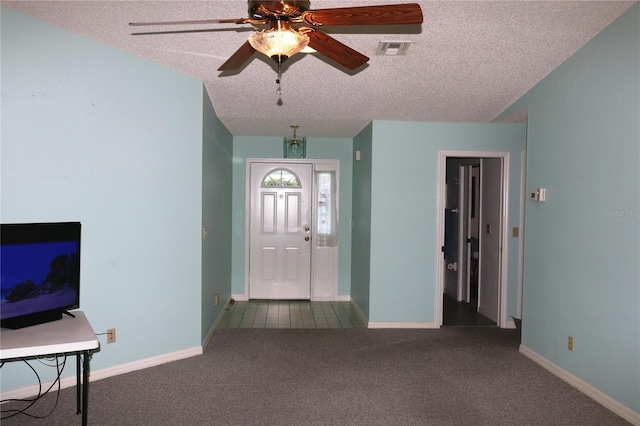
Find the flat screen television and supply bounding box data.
[1,222,81,329]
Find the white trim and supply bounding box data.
[368,322,438,329]
[436,154,447,327]
[231,293,249,301]
[456,165,467,302]
[349,297,369,326]
[202,298,232,349]
[1,346,202,401]
[243,160,251,299]
[232,294,350,303]
[517,150,527,319]
[89,347,202,382]
[499,155,510,328]
[436,151,511,328]
[232,294,349,303]
[519,345,640,425]
[1,376,83,401]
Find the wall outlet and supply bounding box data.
[107,328,116,344]
[568,336,574,351]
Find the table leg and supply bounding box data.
[76,353,81,414]
[82,350,90,426]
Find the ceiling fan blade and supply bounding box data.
[129,18,254,27]
[217,41,256,71]
[131,27,254,36]
[306,30,369,70]
[301,3,423,27]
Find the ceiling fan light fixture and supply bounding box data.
[248,20,310,65]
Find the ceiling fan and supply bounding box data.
[129,1,424,73]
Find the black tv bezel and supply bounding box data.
[1,221,81,329]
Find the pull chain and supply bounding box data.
[276,62,283,97]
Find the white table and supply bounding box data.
[0,311,99,425]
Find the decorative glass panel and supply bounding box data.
[262,169,301,187]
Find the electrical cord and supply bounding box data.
[35,355,62,368]
[0,353,66,420]
[1,355,64,419]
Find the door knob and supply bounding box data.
[305,236,310,241]
[305,226,310,232]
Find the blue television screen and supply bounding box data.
[1,222,81,328]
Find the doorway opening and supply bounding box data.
[436,152,510,328]
[244,159,340,301]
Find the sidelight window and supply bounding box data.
[315,171,337,247]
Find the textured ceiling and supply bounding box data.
[2,1,635,137]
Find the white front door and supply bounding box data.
[249,162,312,299]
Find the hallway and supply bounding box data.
[442,294,496,327]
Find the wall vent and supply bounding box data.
[376,41,412,56]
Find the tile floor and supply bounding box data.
[217,300,367,329]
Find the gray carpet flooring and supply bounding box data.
[1,328,630,425]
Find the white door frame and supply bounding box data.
[243,158,340,301]
[456,165,469,303]
[436,151,511,328]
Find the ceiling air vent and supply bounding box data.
[376,41,412,56]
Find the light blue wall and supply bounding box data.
[499,4,639,413]
[201,91,233,341]
[231,136,353,297]
[1,8,204,391]
[364,121,526,323]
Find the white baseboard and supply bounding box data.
[368,321,438,329]
[231,294,352,303]
[7,298,230,400]
[349,297,369,327]
[352,294,435,329]
[90,346,202,382]
[311,295,351,302]
[519,345,640,425]
[1,346,203,402]
[231,293,248,301]
[347,299,439,329]
[202,298,232,349]
[334,295,352,302]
